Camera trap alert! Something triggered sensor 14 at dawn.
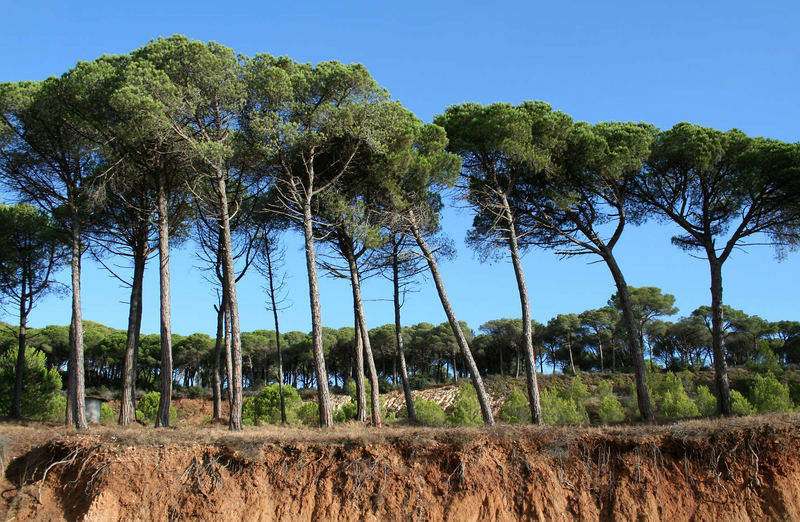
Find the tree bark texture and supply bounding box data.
[354,313,367,422]
[212,297,224,419]
[411,220,495,425]
[119,240,146,425]
[156,178,173,428]
[68,217,88,429]
[502,196,543,424]
[392,245,415,421]
[710,259,733,415]
[12,274,27,419]
[302,198,333,427]
[604,253,654,422]
[265,244,287,424]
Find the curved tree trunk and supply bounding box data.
[392,242,415,421]
[604,252,654,422]
[156,177,173,428]
[120,239,147,425]
[68,216,88,430]
[302,198,333,427]
[264,244,287,424]
[354,313,367,422]
[502,195,542,424]
[345,248,382,427]
[709,259,733,415]
[410,219,495,426]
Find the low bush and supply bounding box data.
[652,372,699,418]
[447,383,482,426]
[596,380,625,423]
[100,402,115,423]
[136,391,177,424]
[541,387,589,425]
[731,389,756,415]
[297,401,319,426]
[750,373,794,413]
[413,398,446,426]
[499,387,531,424]
[694,385,717,416]
[243,384,303,425]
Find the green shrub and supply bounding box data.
[0,347,62,418]
[409,374,435,390]
[694,385,717,416]
[567,376,589,406]
[41,394,66,422]
[136,391,177,424]
[297,401,319,426]
[746,343,783,376]
[413,398,446,426]
[653,372,699,417]
[595,381,624,423]
[731,390,755,415]
[499,387,531,424]
[541,388,589,425]
[334,400,357,423]
[447,383,482,426]
[100,403,115,423]
[243,384,303,425]
[788,378,800,406]
[750,373,794,413]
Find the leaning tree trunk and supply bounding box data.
[120,239,147,425]
[604,252,654,422]
[68,215,88,429]
[156,177,173,428]
[502,196,543,424]
[12,276,28,419]
[392,242,415,421]
[302,197,333,427]
[345,248,382,427]
[354,313,368,422]
[216,174,243,431]
[410,219,495,425]
[709,258,733,415]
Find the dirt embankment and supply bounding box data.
[3,415,800,521]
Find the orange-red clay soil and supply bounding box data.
[2,415,799,521]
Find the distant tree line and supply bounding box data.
[1,35,798,429]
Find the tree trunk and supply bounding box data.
[302,198,333,427]
[597,335,604,372]
[264,244,287,424]
[224,299,233,404]
[212,298,224,419]
[567,332,576,376]
[156,176,173,428]
[354,313,367,422]
[12,276,27,419]
[119,239,147,425]
[68,216,88,429]
[502,195,543,424]
[410,219,494,425]
[392,244,415,420]
[345,248,382,427]
[604,252,654,421]
[216,174,243,430]
[709,259,733,415]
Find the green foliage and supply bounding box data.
[41,394,66,422]
[750,373,794,413]
[731,390,756,415]
[336,379,387,422]
[100,403,115,423]
[694,385,717,416]
[447,383,482,426]
[297,401,319,427]
[746,343,783,376]
[334,401,357,423]
[567,376,589,405]
[541,388,589,425]
[0,347,62,418]
[788,378,800,406]
[499,387,531,424]
[596,380,625,423]
[243,384,302,425]
[652,372,699,417]
[413,398,446,426]
[136,392,177,424]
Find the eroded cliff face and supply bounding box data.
[4,417,800,521]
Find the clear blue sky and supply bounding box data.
[1,0,799,337]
